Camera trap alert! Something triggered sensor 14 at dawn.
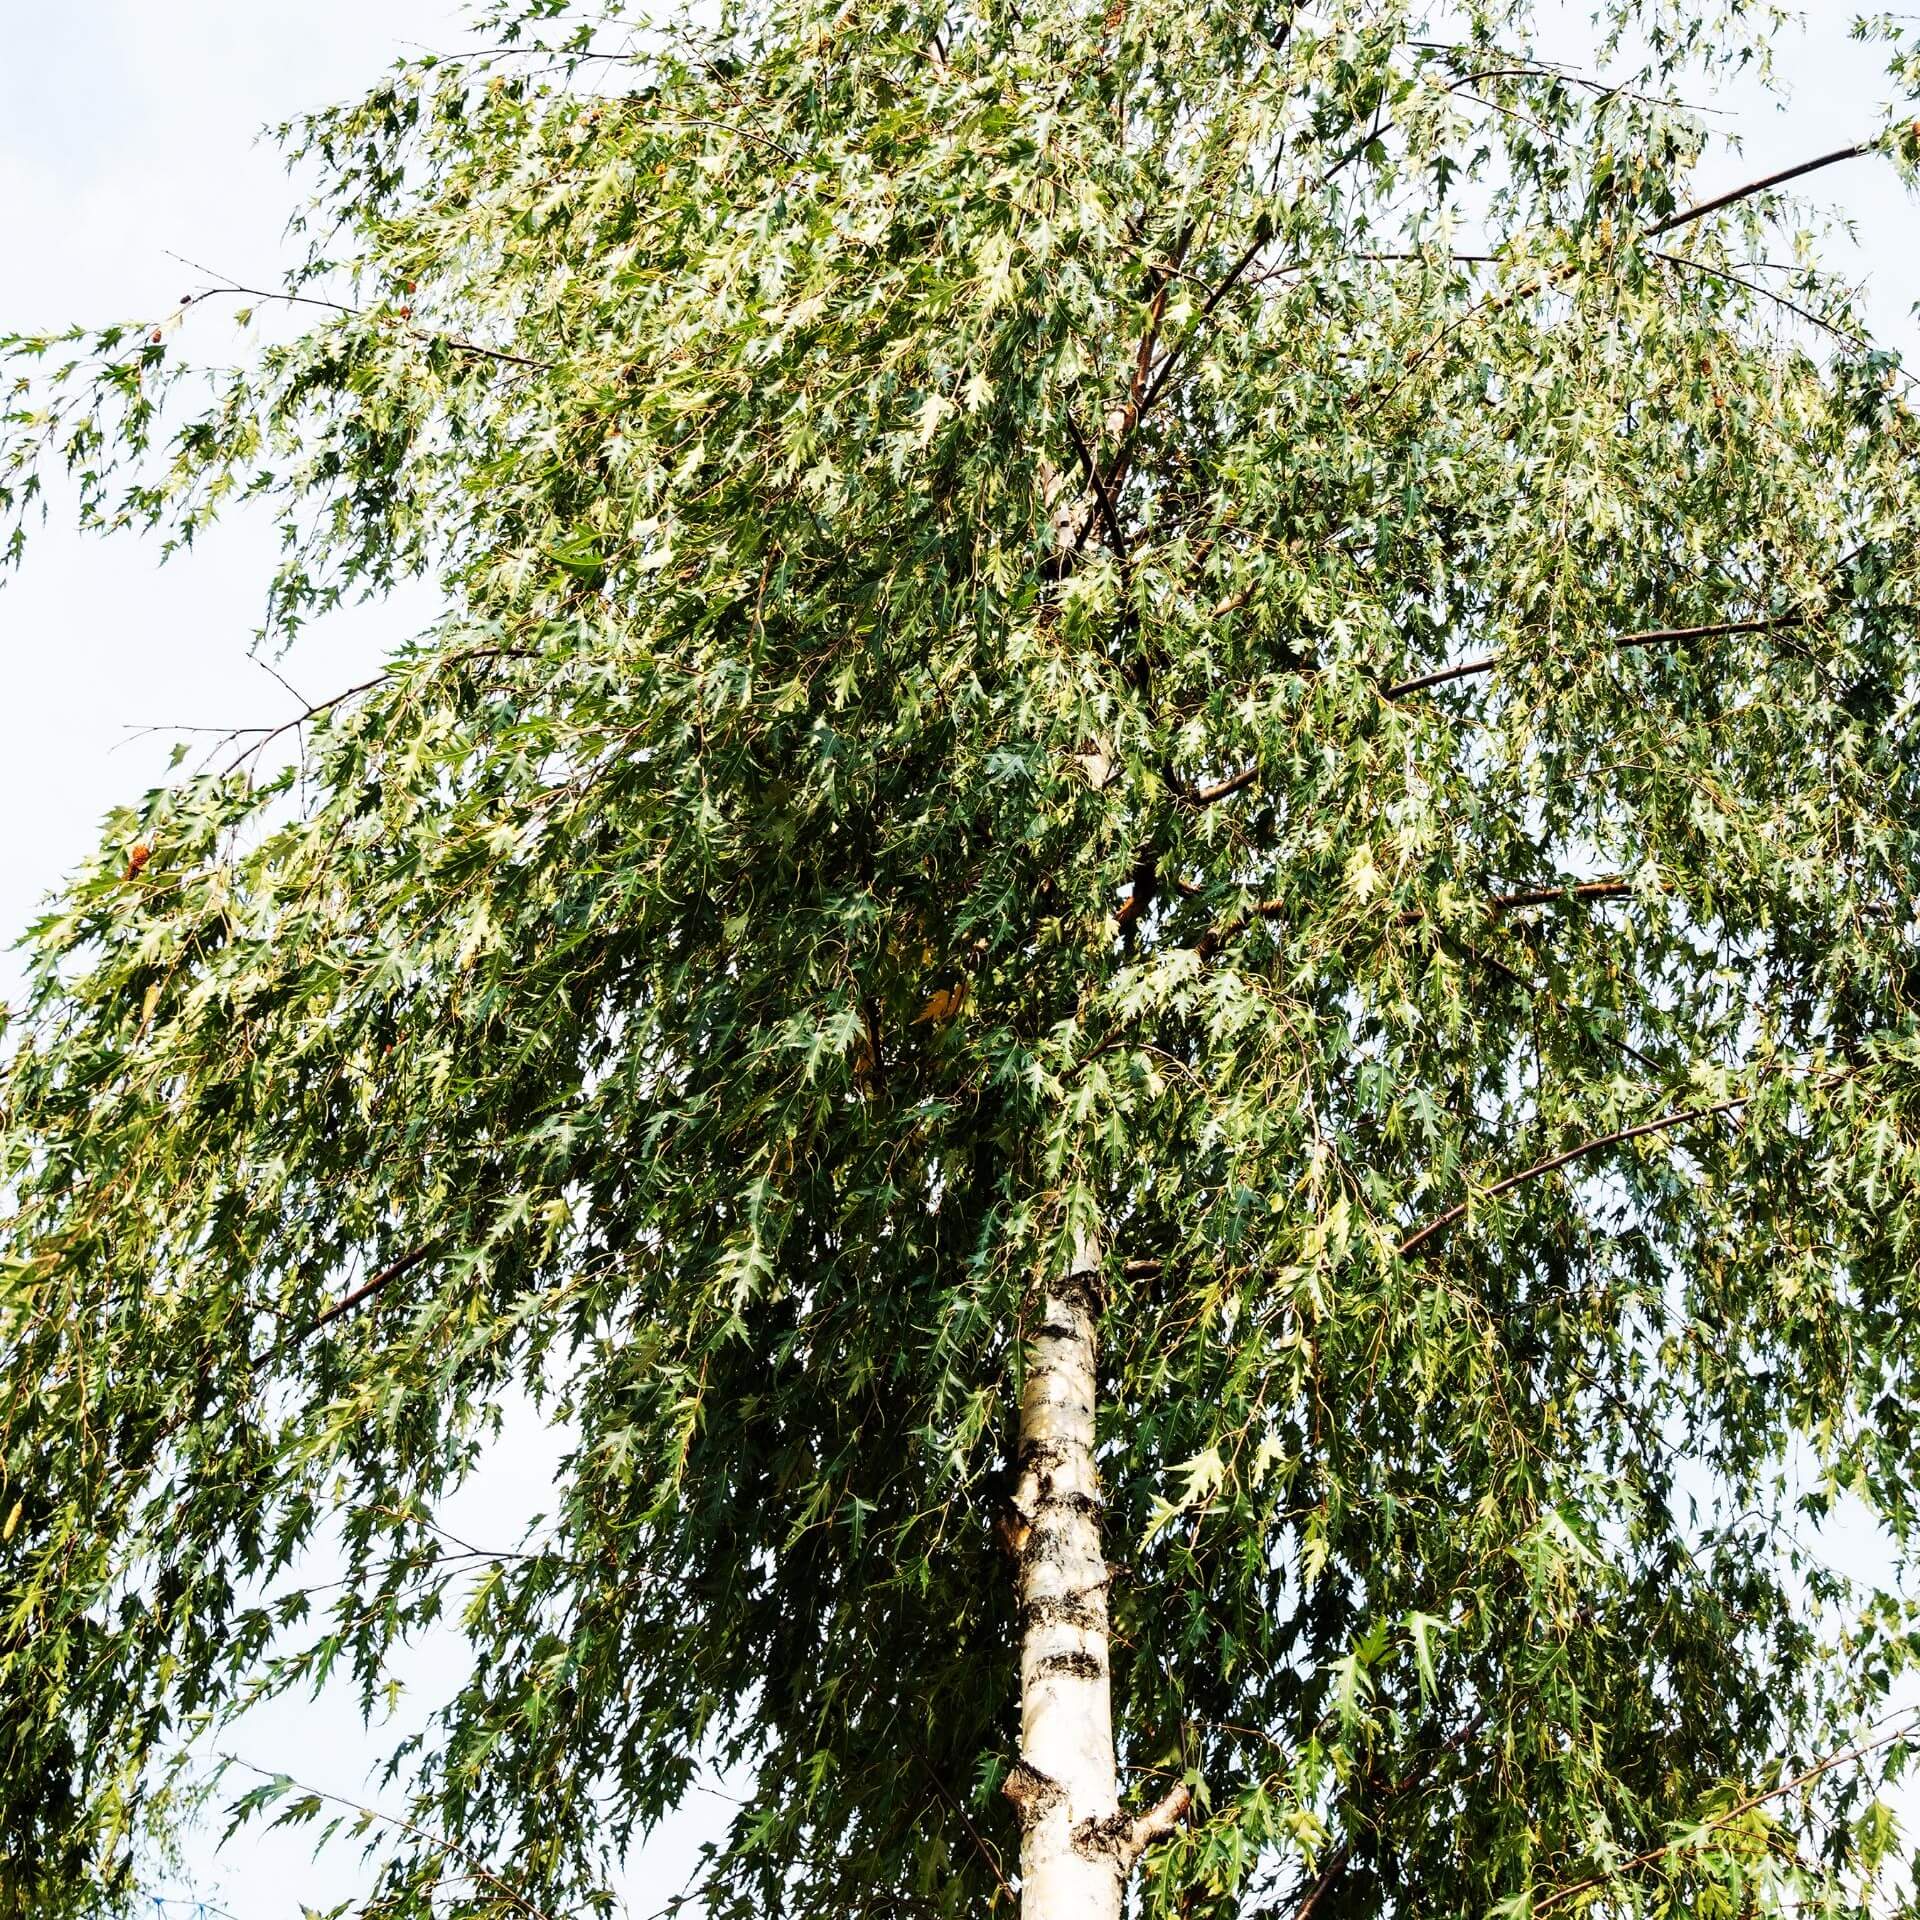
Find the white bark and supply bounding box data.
[1007,1226,1199,1918]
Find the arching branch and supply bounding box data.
[1396,1096,1749,1258]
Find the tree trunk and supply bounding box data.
[1006,1232,1125,1920]
[1003,1231,1191,1917]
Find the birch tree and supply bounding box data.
[10,3,1920,1916]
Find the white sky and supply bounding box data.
[3,4,1919,1915]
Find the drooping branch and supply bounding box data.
[217,644,534,777]
[1061,411,1131,566]
[171,278,554,371]
[1373,129,1888,407]
[1286,1708,1485,1919]
[1095,127,1884,554]
[1186,874,1634,958]
[917,1755,1014,1901]
[1452,935,1671,1079]
[216,1754,560,1920]
[1653,251,1885,361]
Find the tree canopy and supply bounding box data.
[9,2,1920,1915]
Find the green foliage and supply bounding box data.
[8,1,1920,1914]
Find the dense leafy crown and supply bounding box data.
[9,2,1920,1914]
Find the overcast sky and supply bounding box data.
[3,5,1919,1915]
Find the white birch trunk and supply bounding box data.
[1006,1235,1125,1920]
[1003,1229,1191,1918]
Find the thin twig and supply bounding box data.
[164,268,551,371]
[221,673,391,775]
[1382,615,1803,699]
[217,1754,566,1920]
[1652,251,1886,363]
[1187,615,1808,814]
[1533,1706,1920,1914]
[917,1755,1013,1899]
[1375,133,1883,413]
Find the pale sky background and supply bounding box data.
[3,4,1920,1916]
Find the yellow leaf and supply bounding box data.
[2,1500,19,1543]
[911,979,969,1025]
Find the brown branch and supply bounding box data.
[1454,936,1671,1080]
[1125,225,1272,449]
[174,280,552,371]
[1396,1096,1749,1258]
[1061,411,1131,565]
[1187,764,1260,806]
[1189,876,1624,958]
[1615,615,1807,653]
[1049,226,1197,541]
[1645,139,1879,239]
[221,645,532,776]
[1191,891,1282,960]
[1185,616,1807,812]
[1375,134,1881,411]
[1294,1841,1352,1920]
[1386,656,1500,697]
[1653,252,1885,363]
[299,1245,433,1342]
[222,672,393,774]
[1120,1781,1194,1869]
[1129,276,1176,425]
[1113,225,1195,456]
[1487,880,1632,911]
[1115,849,1161,939]
[1381,615,1804,700]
